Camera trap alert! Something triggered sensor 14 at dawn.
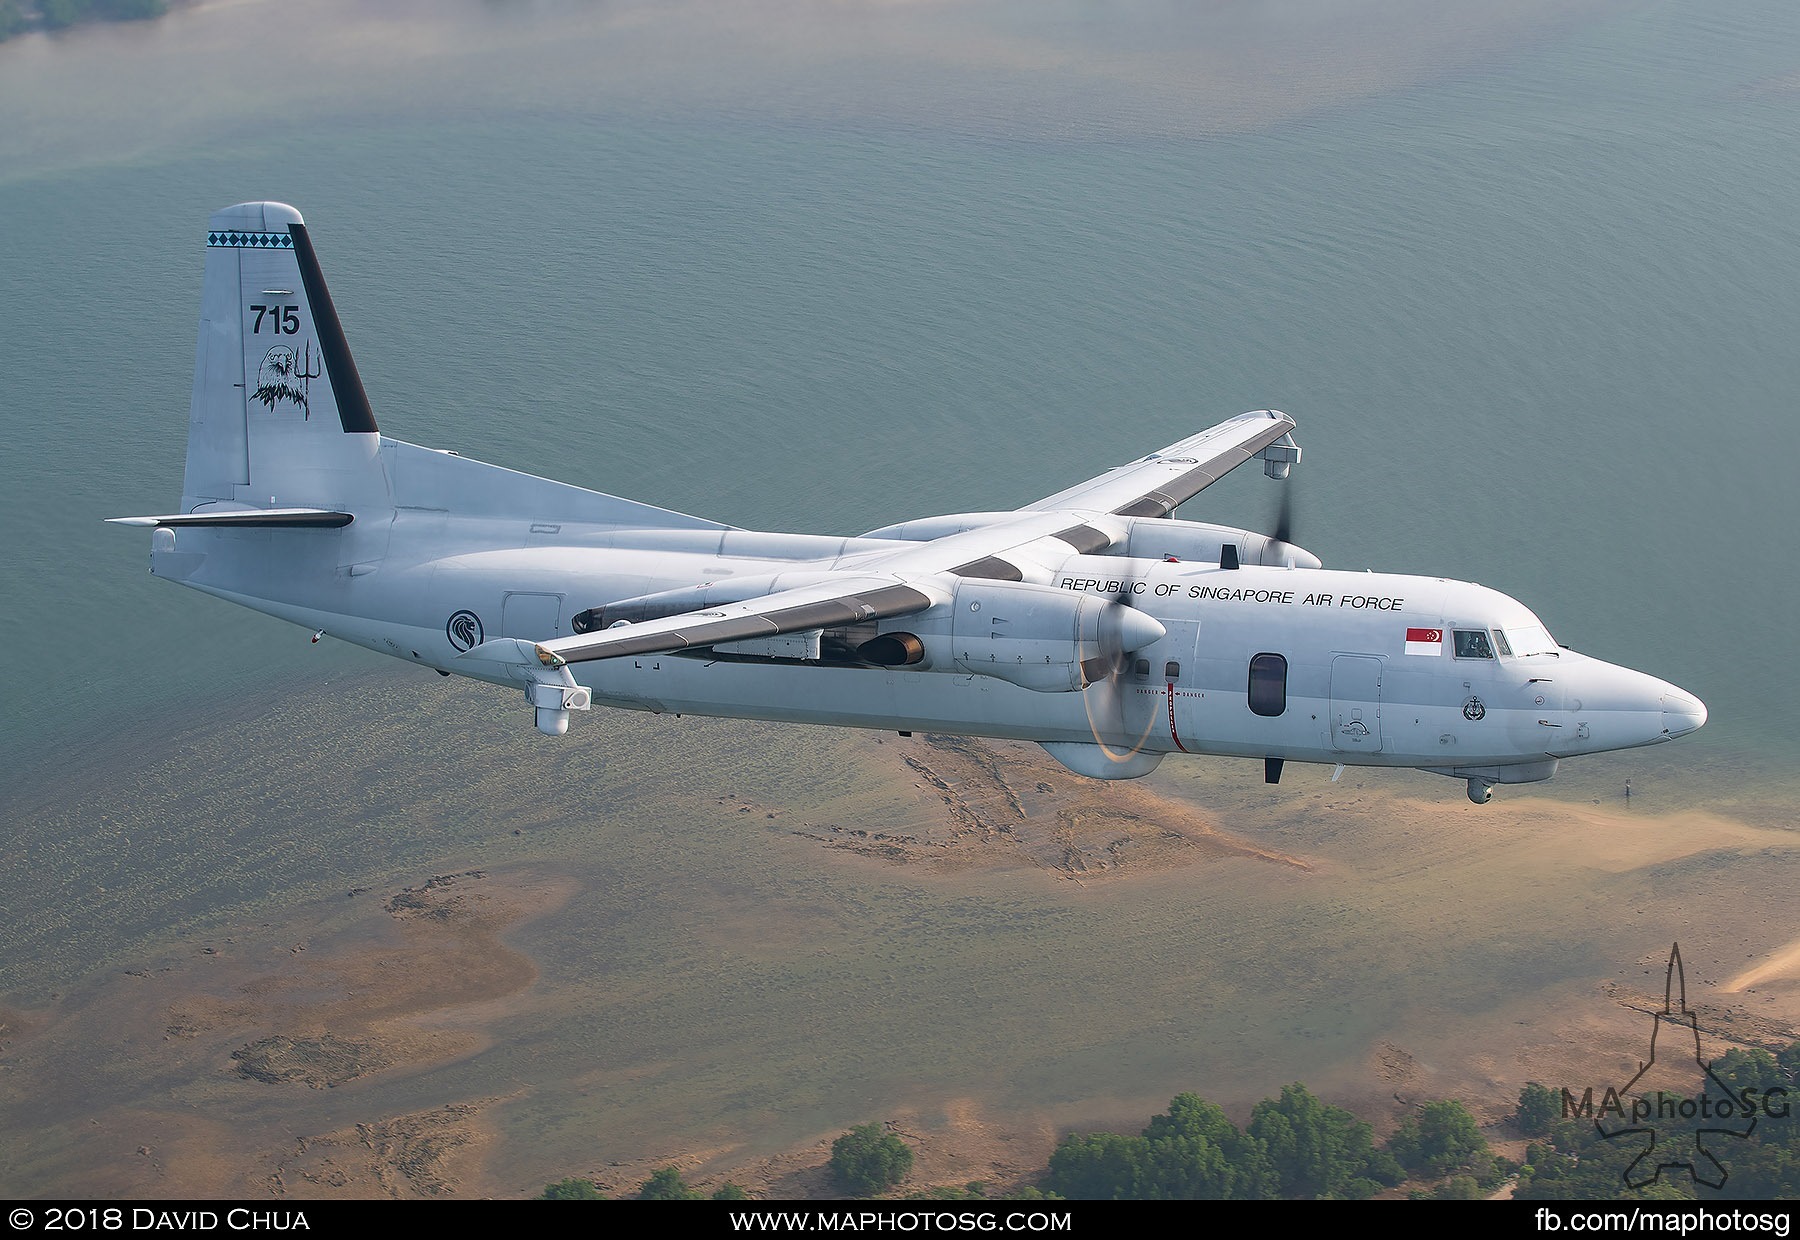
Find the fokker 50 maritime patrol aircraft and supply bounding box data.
[113,203,1707,803]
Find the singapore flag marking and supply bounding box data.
[1405,627,1443,656]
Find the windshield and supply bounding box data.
[1501,623,1558,657]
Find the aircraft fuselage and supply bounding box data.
[157,503,1702,787]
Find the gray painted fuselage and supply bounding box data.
[152,433,1700,782]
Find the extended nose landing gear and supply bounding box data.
[1426,759,1556,803]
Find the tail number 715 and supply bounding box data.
[252,304,299,334]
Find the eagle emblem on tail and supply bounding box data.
[251,344,315,417]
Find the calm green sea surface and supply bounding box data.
[2,0,1796,791]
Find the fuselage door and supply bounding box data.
[502,591,565,641]
[1329,654,1384,752]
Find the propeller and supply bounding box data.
[1078,595,1162,764]
[1265,478,1317,568]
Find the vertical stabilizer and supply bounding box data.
[184,202,388,522]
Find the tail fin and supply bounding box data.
[183,202,388,517]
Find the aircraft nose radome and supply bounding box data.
[1661,688,1708,739]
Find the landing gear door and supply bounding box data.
[1329,654,1384,753]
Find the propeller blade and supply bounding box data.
[1274,484,1295,546]
[1266,480,1321,568]
[1079,598,1161,761]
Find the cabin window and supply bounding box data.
[1134,658,1150,679]
[1247,653,1287,717]
[1164,661,1181,681]
[1454,629,1495,659]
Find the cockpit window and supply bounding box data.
[1453,629,1494,659]
[1490,628,1512,657]
[1502,624,1558,656]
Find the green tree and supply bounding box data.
[831,1124,914,1196]
[1044,1130,1150,1199]
[712,1182,751,1200]
[1389,1099,1489,1179]
[1776,1039,1800,1085]
[1141,1092,1276,1199]
[1427,1174,1483,1200]
[537,1176,605,1199]
[638,1166,704,1200]
[1130,1094,1274,1202]
[1247,1082,1384,1199]
[1044,1087,1408,1200]
[1710,1047,1787,1099]
[1516,1082,1561,1136]
[1513,1119,1697,1201]
[1712,1142,1800,1200]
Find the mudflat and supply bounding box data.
[2,677,1793,1199]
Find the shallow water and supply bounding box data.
[2,0,1794,789]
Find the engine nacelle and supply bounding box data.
[860,512,1023,542]
[860,578,1165,692]
[1118,516,1320,569]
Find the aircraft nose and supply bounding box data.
[1555,656,1706,755]
[1661,688,1708,739]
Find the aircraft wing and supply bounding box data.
[464,412,1298,674]
[835,410,1301,573]
[1020,409,1296,518]
[507,575,938,667]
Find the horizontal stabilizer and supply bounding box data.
[107,508,354,528]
